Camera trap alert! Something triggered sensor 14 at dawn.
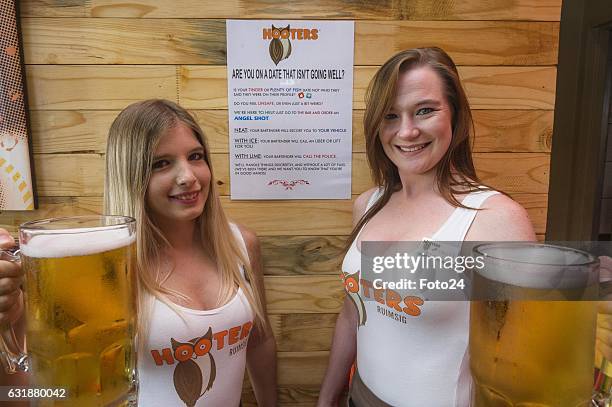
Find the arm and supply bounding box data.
[317,297,358,406]
[317,189,377,406]
[239,225,278,407]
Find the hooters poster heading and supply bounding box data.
[226,20,354,199]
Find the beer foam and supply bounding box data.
[21,227,135,258]
[475,245,597,289]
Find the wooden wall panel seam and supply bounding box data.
[29,109,553,155]
[23,65,557,110]
[20,18,559,65]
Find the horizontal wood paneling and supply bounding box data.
[254,194,547,236]
[19,0,562,20]
[30,110,116,154]
[0,196,355,236]
[351,153,550,194]
[19,0,88,17]
[0,197,102,234]
[21,18,228,65]
[452,66,557,110]
[275,351,329,386]
[23,65,556,110]
[471,153,550,194]
[33,154,105,197]
[261,206,551,274]
[29,110,231,154]
[261,236,344,275]
[353,109,553,153]
[30,109,553,154]
[265,276,343,314]
[464,110,553,153]
[248,201,547,273]
[353,21,558,66]
[221,198,353,236]
[25,65,177,110]
[21,19,559,66]
[270,313,337,352]
[181,65,557,110]
[240,351,330,403]
[33,152,549,196]
[0,192,547,237]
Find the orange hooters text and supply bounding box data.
[263,27,319,40]
[150,321,253,365]
[360,278,424,317]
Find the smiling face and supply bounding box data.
[145,121,211,229]
[378,66,453,179]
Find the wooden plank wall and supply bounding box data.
[10,1,561,405]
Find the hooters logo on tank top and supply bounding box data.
[342,271,425,326]
[149,321,253,406]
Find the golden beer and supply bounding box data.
[20,217,137,406]
[470,243,598,407]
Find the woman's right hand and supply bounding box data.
[0,229,23,325]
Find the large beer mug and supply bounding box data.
[469,242,599,407]
[0,216,138,406]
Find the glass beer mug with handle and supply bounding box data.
[469,242,603,407]
[0,216,138,406]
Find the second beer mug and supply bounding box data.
[469,242,600,407]
[2,216,138,406]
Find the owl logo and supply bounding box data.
[171,327,216,407]
[342,270,367,327]
[268,24,292,65]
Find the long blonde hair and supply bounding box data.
[104,99,266,341]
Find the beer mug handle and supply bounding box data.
[0,248,29,374]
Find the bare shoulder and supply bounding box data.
[466,193,536,241]
[235,223,262,263]
[353,187,380,226]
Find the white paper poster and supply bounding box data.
[226,20,354,199]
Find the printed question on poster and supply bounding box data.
[226,20,354,199]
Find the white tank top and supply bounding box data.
[343,188,499,407]
[138,224,254,407]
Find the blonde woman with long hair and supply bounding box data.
[0,99,277,405]
[101,99,277,406]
